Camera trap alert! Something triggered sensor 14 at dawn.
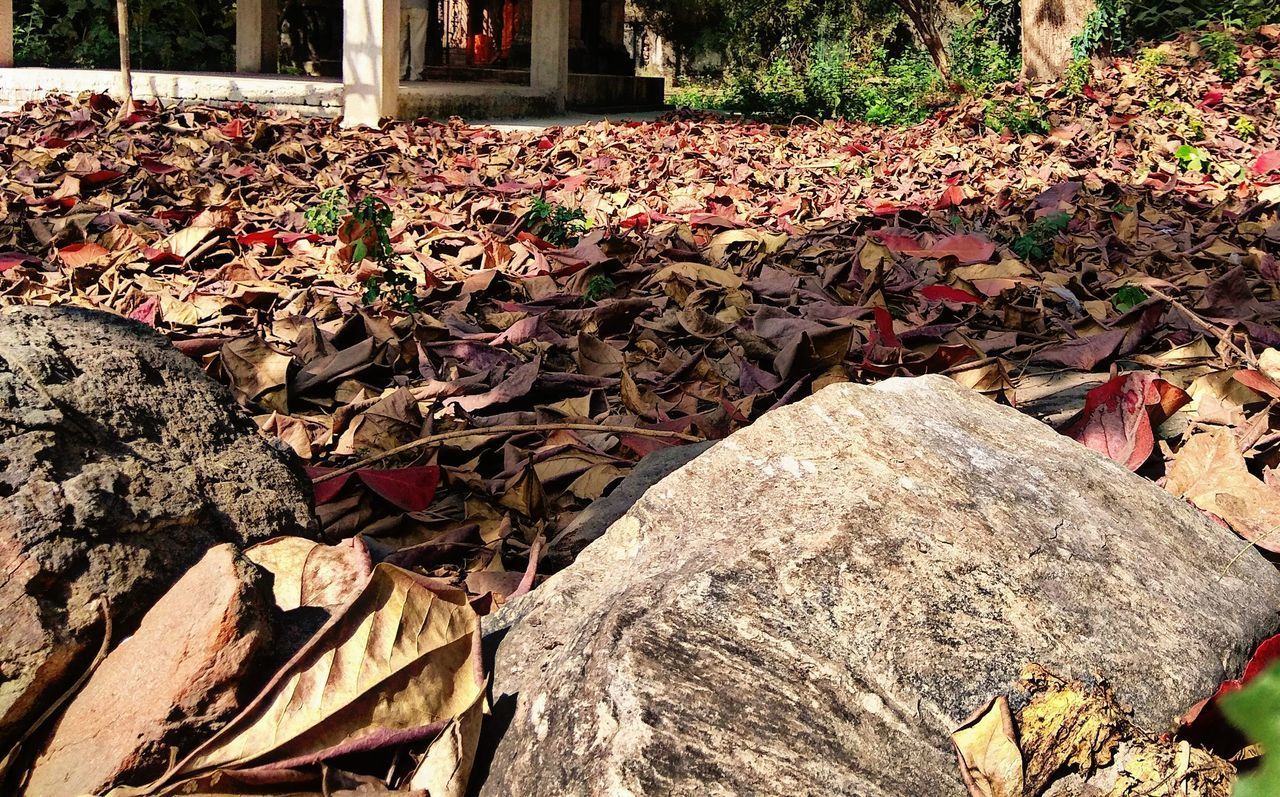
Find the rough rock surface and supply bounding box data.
[0,305,316,751]
[25,545,273,797]
[477,375,1280,797]
[547,442,714,565]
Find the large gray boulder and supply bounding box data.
[0,306,316,752]
[477,375,1280,796]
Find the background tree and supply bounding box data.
[116,0,131,107]
[1020,0,1096,79]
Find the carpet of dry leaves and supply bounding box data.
[4,27,1280,795]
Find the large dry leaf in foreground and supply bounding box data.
[168,563,483,779]
[1166,428,1280,552]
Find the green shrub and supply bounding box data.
[949,5,1020,90]
[1012,212,1070,262]
[984,97,1049,136]
[1200,29,1242,81]
[14,0,234,70]
[528,198,591,247]
[671,43,947,126]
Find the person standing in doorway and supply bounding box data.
[401,0,429,81]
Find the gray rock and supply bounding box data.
[477,375,1280,797]
[0,306,316,752]
[547,442,714,565]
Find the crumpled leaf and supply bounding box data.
[1062,372,1189,470]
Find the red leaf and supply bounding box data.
[141,246,185,265]
[79,169,125,187]
[236,230,283,247]
[127,297,159,327]
[880,232,996,264]
[873,306,902,348]
[1233,369,1280,400]
[219,119,246,139]
[934,185,966,209]
[305,466,354,505]
[921,284,981,304]
[1253,150,1280,176]
[1063,372,1190,470]
[1198,88,1225,108]
[137,156,179,175]
[0,252,39,272]
[357,466,441,513]
[58,242,109,268]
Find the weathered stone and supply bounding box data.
[0,306,316,751]
[546,442,714,565]
[25,545,273,797]
[477,375,1280,797]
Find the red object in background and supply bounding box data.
[501,0,519,59]
[471,34,496,66]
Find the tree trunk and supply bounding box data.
[116,0,132,109]
[1021,0,1096,81]
[895,1,950,78]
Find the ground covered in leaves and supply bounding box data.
[5,26,1280,796]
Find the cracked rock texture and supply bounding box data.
[477,375,1280,797]
[0,305,316,751]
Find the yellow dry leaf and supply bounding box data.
[1015,665,1126,794]
[219,336,291,413]
[244,537,373,612]
[647,262,743,290]
[1260,348,1280,384]
[951,695,1024,797]
[408,691,486,797]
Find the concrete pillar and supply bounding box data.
[236,0,279,73]
[530,0,567,110]
[342,0,401,128]
[0,0,13,68]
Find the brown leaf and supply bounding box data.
[1166,428,1280,551]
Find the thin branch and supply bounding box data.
[312,422,705,483]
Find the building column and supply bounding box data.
[530,0,568,111]
[342,0,401,127]
[236,0,279,73]
[0,0,13,68]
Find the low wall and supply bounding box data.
[0,68,666,119]
[0,69,343,116]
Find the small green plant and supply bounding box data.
[583,274,618,302]
[1221,663,1280,797]
[528,197,591,247]
[1200,29,1242,81]
[305,187,348,235]
[984,97,1049,136]
[1065,56,1092,95]
[1012,212,1071,262]
[1111,285,1147,313]
[1175,143,1212,172]
[346,196,417,312]
[1136,47,1167,78]
[1235,116,1258,138]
